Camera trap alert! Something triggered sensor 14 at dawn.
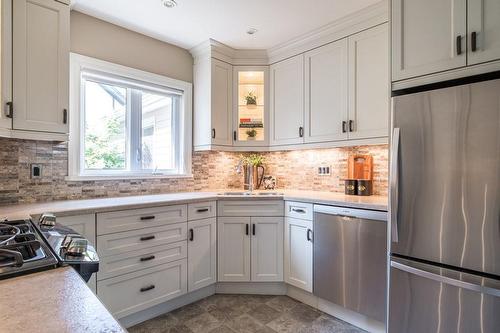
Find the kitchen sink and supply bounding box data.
[217,192,283,196]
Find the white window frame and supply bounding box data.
[68,53,192,181]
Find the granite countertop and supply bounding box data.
[0,190,388,220]
[0,267,126,333]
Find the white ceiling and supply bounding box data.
[71,0,382,50]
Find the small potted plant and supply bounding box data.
[244,92,257,105]
[246,128,257,140]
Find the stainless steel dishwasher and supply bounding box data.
[313,205,387,322]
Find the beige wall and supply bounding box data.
[70,11,193,83]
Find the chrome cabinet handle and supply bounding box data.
[390,128,400,243]
[391,261,500,297]
[349,120,354,132]
[299,126,304,138]
[211,128,216,139]
[291,208,306,214]
[342,121,347,133]
[306,229,313,242]
[189,228,194,241]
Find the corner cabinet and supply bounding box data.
[233,66,269,147]
[0,0,70,140]
[392,0,500,84]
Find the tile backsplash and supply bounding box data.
[0,138,388,204]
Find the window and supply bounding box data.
[69,54,192,180]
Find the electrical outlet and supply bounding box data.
[31,164,42,178]
[317,166,331,176]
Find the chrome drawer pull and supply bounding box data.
[291,208,306,214]
[140,285,155,292]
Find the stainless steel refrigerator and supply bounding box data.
[389,77,500,333]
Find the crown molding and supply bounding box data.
[190,0,388,66]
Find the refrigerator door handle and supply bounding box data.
[391,261,500,297]
[390,127,400,243]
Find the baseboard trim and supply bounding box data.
[216,282,287,295]
[119,284,216,328]
[286,285,385,333]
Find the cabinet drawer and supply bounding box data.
[285,201,313,220]
[188,201,216,220]
[97,204,187,235]
[218,200,284,216]
[97,259,187,319]
[97,241,187,281]
[97,223,187,257]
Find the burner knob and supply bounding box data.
[39,213,56,227]
[62,236,88,256]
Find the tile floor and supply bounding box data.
[128,294,365,333]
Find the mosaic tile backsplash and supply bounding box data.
[0,138,388,204]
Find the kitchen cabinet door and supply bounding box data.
[304,39,348,143]
[0,0,12,130]
[284,217,312,292]
[188,218,216,291]
[269,54,304,146]
[12,0,69,133]
[348,23,389,140]
[468,0,500,66]
[251,217,283,282]
[392,0,466,81]
[217,217,251,282]
[211,58,233,146]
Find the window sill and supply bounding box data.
[65,174,194,182]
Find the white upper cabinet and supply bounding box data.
[392,0,467,81]
[269,55,304,146]
[12,0,70,134]
[193,56,233,149]
[233,66,269,147]
[250,217,283,282]
[210,58,233,146]
[304,39,348,143]
[0,0,12,131]
[467,0,500,65]
[348,23,389,140]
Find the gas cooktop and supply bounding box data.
[0,220,58,279]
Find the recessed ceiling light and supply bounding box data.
[246,28,258,35]
[162,0,177,8]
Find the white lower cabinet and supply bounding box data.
[188,217,217,291]
[251,217,283,282]
[217,217,251,282]
[97,259,187,319]
[284,217,313,292]
[217,203,284,283]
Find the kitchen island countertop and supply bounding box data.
[0,266,126,333]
